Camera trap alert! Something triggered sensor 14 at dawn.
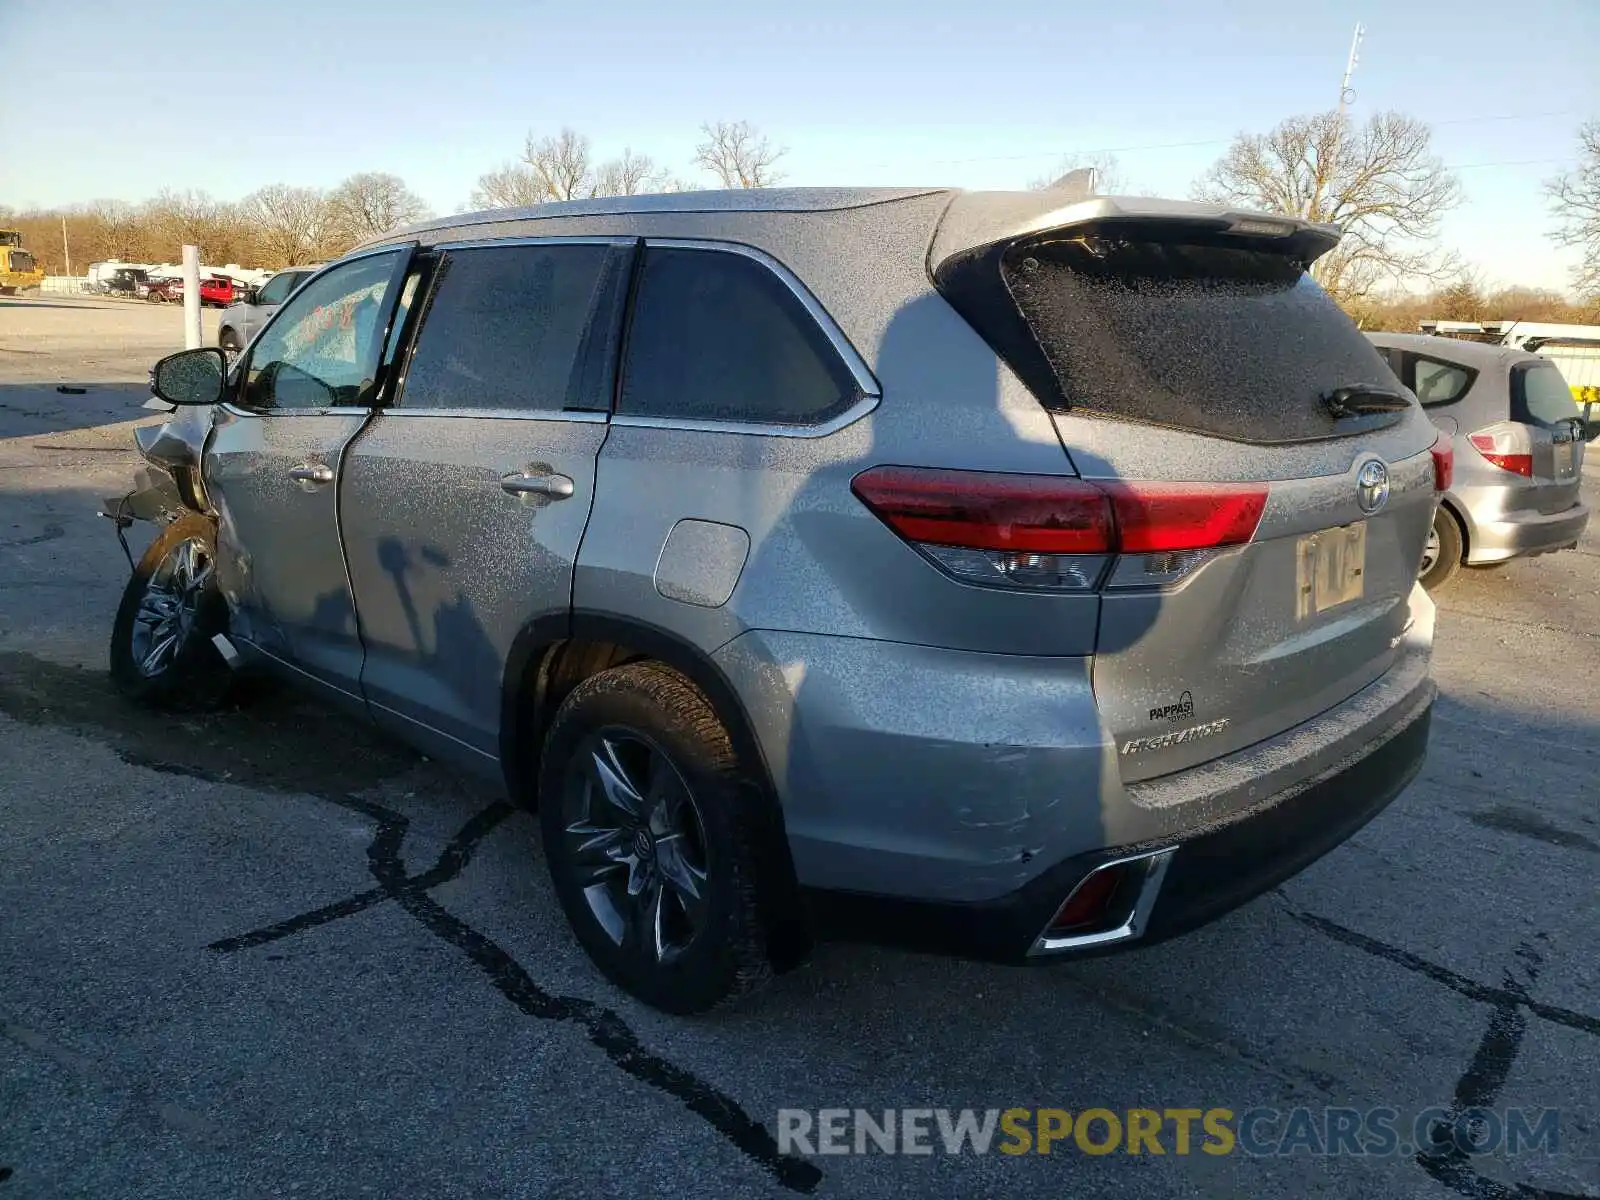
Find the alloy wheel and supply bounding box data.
[1419,525,1441,577]
[561,731,711,966]
[130,537,212,677]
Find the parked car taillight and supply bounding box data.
[1468,432,1532,477]
[1430,432,1454,491]
[850,466,1266,592]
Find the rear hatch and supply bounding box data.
[1505,360,1585,511]
[933,196,1441,782]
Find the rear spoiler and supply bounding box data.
[930,193,1342,273]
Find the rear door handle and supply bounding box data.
[289,463,334,485]
[500,471,575,500]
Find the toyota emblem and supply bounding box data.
[1356,459,1390,514]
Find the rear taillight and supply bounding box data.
[1430,433,1454,491]
[851,466,1266,592]
[1468,433,1532,477]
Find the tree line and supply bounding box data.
[5,112,1596,312]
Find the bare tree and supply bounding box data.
[592,148,669,197]
[326,172,431,243]
[1546,120,1600,298]
[1434,272,1488,321]
[1029,152,1129,195]
[694,120,785,188]
[469,163,547,210]
[526,127,594,201]
[243,184,331,266]
[1195,110,1463,302]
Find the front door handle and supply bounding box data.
[289,463,334,485]
[500,472,575,500]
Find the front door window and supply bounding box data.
[241,252,403,411]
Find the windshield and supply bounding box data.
[1513,363,1582,427]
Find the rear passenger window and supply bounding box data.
[1411,356,1473,407]
[399,243,628,413]
[618,246,859,425]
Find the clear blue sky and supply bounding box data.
[3,0,1596,290]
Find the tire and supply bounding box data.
[538,661,775,1013]
[1419,507,1464,592]
[219,328,242,357]
[109,513,232,709]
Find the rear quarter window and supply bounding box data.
[617,246,859,426]
[1410,356,1475,407]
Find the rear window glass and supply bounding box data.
[618,246,858,426]
[1412,356,1474,406]
[1512,364,1581,427]
[999,234,1397,443]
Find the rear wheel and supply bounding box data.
[538,662,774,1013]
[219,328,242,358]
[1419,507,1464,591]
[109,514,232,709]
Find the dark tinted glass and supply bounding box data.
[997,232,1396,443]
[256,272,298,306]
[400,243,625,413]
[1512,363,1581,427]
[618,246,857,425]
[1410,356,1474,406]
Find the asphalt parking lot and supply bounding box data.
[1,294,1597,1199]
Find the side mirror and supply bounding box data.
[244,287,260,305]
[152,347,227,407]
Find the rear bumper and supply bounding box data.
[804,695,1432,963]
[716,587,1436,958]
[1458,495,1589,564]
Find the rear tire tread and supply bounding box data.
[538,661,774,1013]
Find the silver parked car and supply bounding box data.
[216,266,320,357]
[112,189,1443,1013]
[1367,332,1593,589]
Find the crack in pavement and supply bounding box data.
[0,523,64,550]
[1284,909,1600,1038]
[1284,911,1598,1199]
[210,790,824,1194]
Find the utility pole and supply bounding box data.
[61,216,71,277]
[1337,23,1364,121]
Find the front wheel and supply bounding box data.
[109,513,232,709]
[538,662,777,1013]
[1418,507,1464,592]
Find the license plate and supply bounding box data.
[1295,522,1367,620]
[1555,440,1576,478]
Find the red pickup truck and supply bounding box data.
[142,275,240,307]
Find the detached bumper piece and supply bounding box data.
[804,701,1432,963]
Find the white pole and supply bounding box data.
[61,216,71,278]
[1337,23,1364,120]
[181,244,202,349]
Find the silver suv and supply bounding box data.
[216,266,319,356]
[118,188,1443,1013]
